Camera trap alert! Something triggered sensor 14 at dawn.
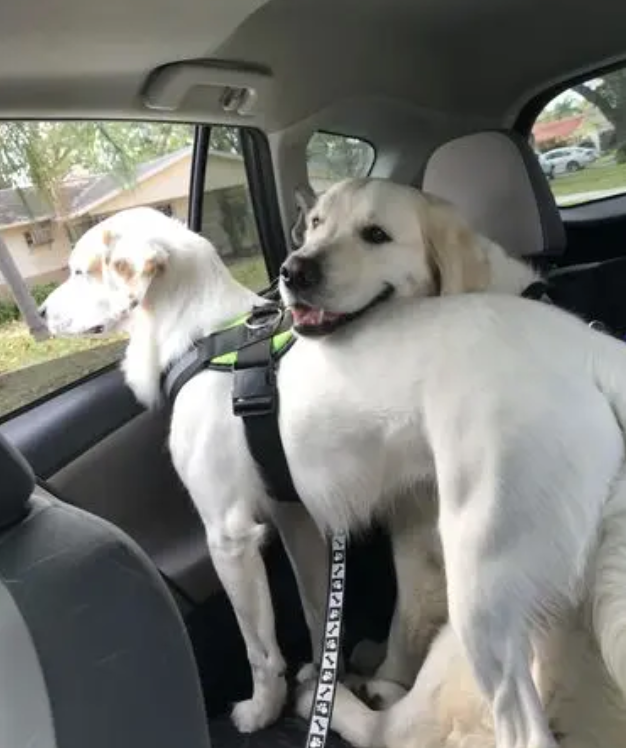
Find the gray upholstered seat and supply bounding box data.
[0,433,211,748]
[421,130,566,258]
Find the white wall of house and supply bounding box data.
[0,150,339,297]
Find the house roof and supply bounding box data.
[532,115,584,145]
[0,145,201,229]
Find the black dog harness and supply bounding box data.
[161,301,302,504]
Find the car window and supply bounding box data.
[0,121,268,418]
[306,132,375,194]
[198,126,269,292]
[530,68,626,207]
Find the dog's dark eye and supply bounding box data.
[360,225,391,245]
[74,269,83,276]
[310,215,321,229]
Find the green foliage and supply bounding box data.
[307,132,374,180]
[0,281,57,326]
[575,70,626,144]
[0,121,195,220]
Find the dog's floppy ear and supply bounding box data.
[106,233,169,283]
[419,192,489,295]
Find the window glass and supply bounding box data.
[306,132,375,194]
[530,69,626,207]
[199,126,269,292]
[0,120,195,417]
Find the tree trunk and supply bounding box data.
[0,236,49,340]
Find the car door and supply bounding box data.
[0,122,286,608]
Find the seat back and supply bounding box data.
[422,130,565,258]
[0,433,211,748]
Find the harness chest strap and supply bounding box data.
[161,306,300,504]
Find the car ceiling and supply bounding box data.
[0,0,625,129]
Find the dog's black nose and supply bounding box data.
[280,255,322,291]
[38,304,47,320]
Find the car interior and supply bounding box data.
[2,0,626,746]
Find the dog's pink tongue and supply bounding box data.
[292,306,342,327]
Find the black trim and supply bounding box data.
[521,280,550,300]
[188,124,211,232]
[240,128,289,279]
[0,368,142,478]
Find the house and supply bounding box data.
[0,147,335,297]
[532,111,614,151]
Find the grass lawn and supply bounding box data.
[0,253,271,417]
[227,253,269,290]
[551,161,626,202]
[0,324,127,417]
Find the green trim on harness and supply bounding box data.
[210,328,293,367]
[161,300,300,505]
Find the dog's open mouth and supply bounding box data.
[290,285,394,337]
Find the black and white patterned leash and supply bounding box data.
[305,531,347,748]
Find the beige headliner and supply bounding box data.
[0,0,625,133]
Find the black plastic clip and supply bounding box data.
[232,363,277,416]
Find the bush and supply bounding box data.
[0,282,58,327]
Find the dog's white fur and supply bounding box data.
[277,178,626,747]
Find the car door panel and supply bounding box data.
[0,369,218,602]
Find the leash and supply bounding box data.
[305,531,347,748]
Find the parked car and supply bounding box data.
[543,146,596,174]
[536,151,555,179]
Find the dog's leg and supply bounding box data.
[271,502,329,667]
[363,489,447,708]
[296,623,474,748]
[205,504,287,733]
[439,508,558,748]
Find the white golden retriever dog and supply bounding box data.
[276,178,626,747]
[41,208,331,733]
[39,188,544,731]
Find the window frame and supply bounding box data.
[516,59,626,210]
[188,125,287,283]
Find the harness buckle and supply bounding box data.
[232,364,277,416]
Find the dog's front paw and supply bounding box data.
[231,676,288,732]
[294,677,317,720]
[344,674,407,710]
[349,639,386,675]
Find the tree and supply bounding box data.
[574,70,626,160]
[307,132,372,180]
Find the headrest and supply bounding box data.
[421,130,565,257]
[0,434,33,529]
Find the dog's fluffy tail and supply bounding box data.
[591,338,626,698]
